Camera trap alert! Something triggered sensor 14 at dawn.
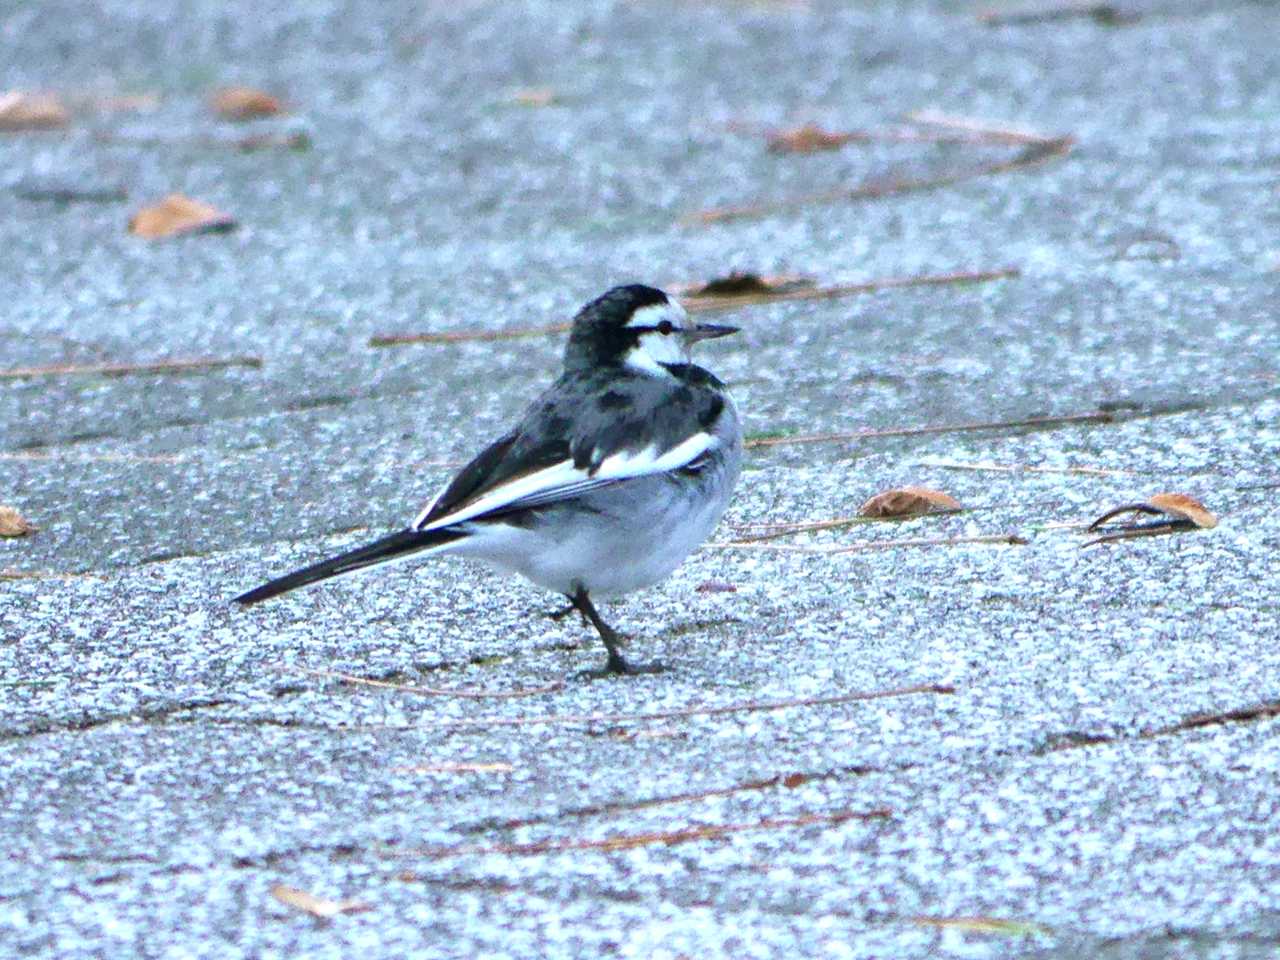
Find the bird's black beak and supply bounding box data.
[683,323,739,343]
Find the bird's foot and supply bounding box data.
[572,652,668,680]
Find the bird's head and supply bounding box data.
[564,284,738,375]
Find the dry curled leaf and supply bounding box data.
[211,86,283,121]
[766,123,854,154]
[270,884,370,919]
[128,194,237,239]
[1083,492,1217,547]
[1145,493,1218,528]
[859,486,962,519]
[678,271,816,298]
[0,506,37,537]
[0,91,70,130]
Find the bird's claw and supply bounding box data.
[572,655,668,681]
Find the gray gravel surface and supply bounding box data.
[3,1,1280,957]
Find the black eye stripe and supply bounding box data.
[631,322,676,335]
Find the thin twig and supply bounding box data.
[759,124,1029,148]
[497,773,815,830]
[94,130,311,151]
[712,533,1027,553]
[1080,523,1196,548]
[369,323,570,347]
[384,807,891,860]
[688,135,1073,224]
[726,511,961,544]
[349,681,953,732]
[1155,699,1280,736]
[391,762,515,774]
[367,268,1019,347]
[0,451,184,464]
[1052,697,1280,753]
[916,457,1138,477]
[727,515,878,541]
[904,110,1066,146]
[0,356,262,380]
[297,667,564,700]
[683,267,1021,312]
[747,410,1114,449]
[0,568,106,581]
[974,1,1134,26]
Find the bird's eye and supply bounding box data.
[656,320,675,335]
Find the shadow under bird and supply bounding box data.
[234,284,743,676]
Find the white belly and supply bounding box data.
[449,452,739,598]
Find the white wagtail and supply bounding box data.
[234,284,742,676]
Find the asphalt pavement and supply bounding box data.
[3,1,1280,957]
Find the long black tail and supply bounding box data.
[233,527,465,606]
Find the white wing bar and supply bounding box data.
[414,431,716,532]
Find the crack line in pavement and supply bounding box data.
[460,763,887,836]
[385,807,892,860]
[0,698,234,741]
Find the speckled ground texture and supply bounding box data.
[3,0,1280,957]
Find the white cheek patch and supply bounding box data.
[625,331,686,374]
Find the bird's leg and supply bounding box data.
[569,587,666,678]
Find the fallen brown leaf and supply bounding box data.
[0,506,37,538]
[859,486,962,518]
[211,86,283,120]
[766,123,855,153]
[269,884,369,919]
[0,91,70,130]
[128,194,237,239]
[1083,492,1217,547]
[1145,493,1218,528]
[678,271,816,298]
